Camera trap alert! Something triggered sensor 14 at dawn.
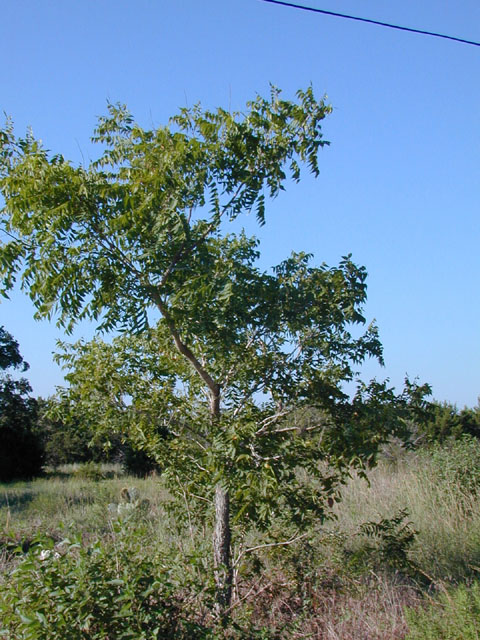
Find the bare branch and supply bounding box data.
[233,531,309,569]
[255,408,293,435]
[273,423,325,435]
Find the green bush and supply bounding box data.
[119,444,161,478]
[406,580,480,639]
[419,401,480,444]
[419,435,480,495]
[37,397,118,468]
[357,509,418,575]
[0,378,44,482]
[72,462,106,481]
[0,527,212,640]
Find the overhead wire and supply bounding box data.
[261,0,480,48]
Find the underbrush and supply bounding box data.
[335,437,480,584]
[2,442,480,638]
[405,580,480,639]
[0,526,213,640]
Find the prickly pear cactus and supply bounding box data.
[107,487,150,521]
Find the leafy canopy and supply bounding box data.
[0,325,28,371]
[0,86,429,529]
[0,86,330,333]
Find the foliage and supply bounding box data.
[0,527,213,640]
[418,435,480,496]
[0,86,431,610]
[0,326,28,371]
[107,486,151,521]
[37,397,105,467]
[357,509,418,574]
[0,86,331,332]
[418,400,480,444]
[0,327,44,482]
[72,461,106,482]
[38,397,158,475]
[53,331,429,533]
[119,445,161,477]
[405,581,480,640]
[5,449,480,638]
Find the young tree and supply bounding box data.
[0,88,427,613]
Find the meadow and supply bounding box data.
[2,438,480,638]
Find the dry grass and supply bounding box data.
[2,449,480,638]
[233,568,421,639]
[334,455,480,583]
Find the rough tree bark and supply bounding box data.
[213,483,232,616]
[211,386,232,617]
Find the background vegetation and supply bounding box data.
[2,434,480,638]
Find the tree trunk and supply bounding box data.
[210,386,232,619]
[213,484,232,617]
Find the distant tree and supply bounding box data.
[37,397,103,467]
[419,400,480,444]
[459,405,480,439]
[0,87,429,615]
[40,394,159,475]
[0,327,44,481]
[0,325,27,371]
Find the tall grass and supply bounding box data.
[335,446,480,583]
[0,467,172,547]
[2,444,480,637]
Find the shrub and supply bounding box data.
[0,378,44,482]
[358,509,418,575]
[37,397,116,468]
[0,527,212,640]
[406,580,480,639]
[72,462,106,481]
[119,444,161,477]
[419,435,480,496]
[420,401,480,444]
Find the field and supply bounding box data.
[2,440,480,638]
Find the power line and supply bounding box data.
[261,0,480,48]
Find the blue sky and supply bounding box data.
[1,0,479,407]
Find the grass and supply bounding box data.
[334,453,480,583]
[2,445,480,637]
[1,465,169,528]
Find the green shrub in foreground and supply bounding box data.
[406,580,480,640]
[0,527,211,640]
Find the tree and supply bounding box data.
[0,88,427,614]
[418,400,480,444]
[37,396,109,468]
[0,327,44,481]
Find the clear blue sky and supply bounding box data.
[1,0,479,407]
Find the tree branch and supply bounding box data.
[148,287,220,399]
[233,531,309,568]
[157,182,245,290]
